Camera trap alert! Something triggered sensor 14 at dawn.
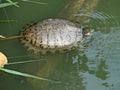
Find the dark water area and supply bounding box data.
[0,0,120,90]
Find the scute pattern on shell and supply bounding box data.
[20,19,83,54]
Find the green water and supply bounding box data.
[0,0,120,90]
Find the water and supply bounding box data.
[0,0,120,90]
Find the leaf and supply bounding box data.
[0,2,19,8]
[0,35,6,38]
[22,0,48,5]
[0,20,16,22]
[7,59,45,65]
[6,0,19,7]
[0,36,23,40]
[0,68,60,83]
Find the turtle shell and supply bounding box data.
[20,19,83,54]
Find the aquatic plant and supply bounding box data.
[0,0,47,23]
[0,68,59,83]
[0,0,19,8]
[0,0,47,8]
[21,0,47,5]
[0,51,59,83]
[0,0,52,83]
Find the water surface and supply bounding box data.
[0,0,120,90]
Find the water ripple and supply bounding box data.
[73,10,120,90]
[76,11,120,33]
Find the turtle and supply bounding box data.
[20,18,94,54]
[0,0,98,54]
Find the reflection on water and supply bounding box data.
[0,0,120,90]
[71,10,120,90]
[81,29,120,90]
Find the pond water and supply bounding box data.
[0,0,120,90]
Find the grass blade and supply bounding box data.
[22,0,48,5]
[0,35,6,38]
[0,35,23,40]
[8,55,34,59]
[7,59,46,65]
[6,0,19,7]
[0,68,59,83]
[0,20,16,22]
[0,2,19,8]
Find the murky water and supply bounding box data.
[0,0,120,90]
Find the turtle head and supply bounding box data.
[82,27,94,37]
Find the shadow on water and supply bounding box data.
[0,0,120,90]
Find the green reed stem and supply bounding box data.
[0,0,19,8]
[6,0,19,7]
[22,0,48,5]
[7,59,46,65]
[0,35,23,40]
[0,68,60,83]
